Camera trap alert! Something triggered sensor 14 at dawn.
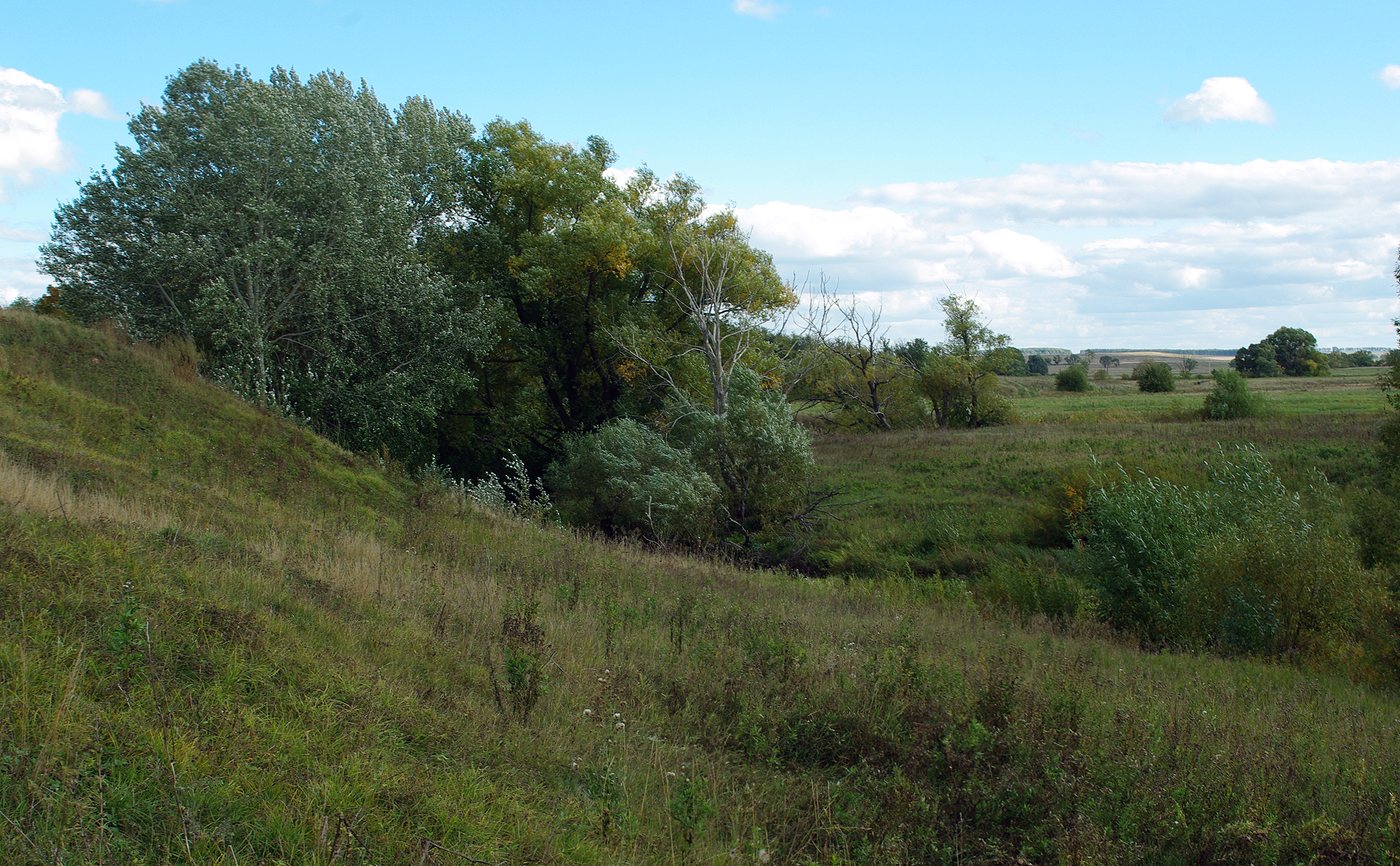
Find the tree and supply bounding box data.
[918,294,1013,428]
[894,338,931,370]
[425,121,649,471]
[1203,369,1263,419]
[40,61,492,460]
[635,211,791,416]
[816,296,909,430]
[1027,354,1050,375]
[1133,361,1176,392]
[1233,327,1327,377]
[1232,341,1281,377]
[983,346,1028,376]
[1055,365,1091,392]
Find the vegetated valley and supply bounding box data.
[3,60,1400,865]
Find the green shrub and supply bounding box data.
[671,367,817,538]
[549,418,720,544]
[1075,445,1375,657]
[1132,361,1176,393]
[1054,365,1090,392]
[1203,369,1264,419]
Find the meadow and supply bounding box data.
[808,367,1391,587]
[1,310,1398,864]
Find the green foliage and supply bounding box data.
[670,366,818,540]
[40,61,493,461]
[1203,368,1265,419]
[1234,326,1328,377]
[916,294,1014,428]
[1054,364,1090,392]
[1075,445,1375,657]
[983,346,1028,376]
[1132,360,1176,393]
[1026,354,1050,375]
[549,418,719,544]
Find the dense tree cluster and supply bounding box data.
[39,61,812,551]
[1232,326,1328,377]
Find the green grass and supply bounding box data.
[1004,368,1388,423]
[2,309,1398,864]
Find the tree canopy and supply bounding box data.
[1232,327,1328,377]
[41,61,494,459]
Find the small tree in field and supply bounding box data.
[1133,361,1176,392]
[1203,369,1263,419]
[917,294,1014,428]
[1055,364,1090,392]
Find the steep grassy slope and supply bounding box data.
[1,310,1398,864]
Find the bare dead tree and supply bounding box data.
[613,223,793,417]
[816,293,909,431]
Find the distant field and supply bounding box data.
[1007,365,1387,423]
[810,368,1390,583]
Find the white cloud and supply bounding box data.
[737,201,920,258]
[951,229,1080,279]
[1380,65,1400,89]
[68,88,116,119]
[734,157,1400,347]
[1165,76,1273,124]
[863,158,1400,222]
[0,67,115,195]
[733,0,784,19]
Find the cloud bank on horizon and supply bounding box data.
[737,156,1400,349]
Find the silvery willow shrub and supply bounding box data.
[668,367,817,540]
[1075,445,1375,657]
[549,419,719,544]
[1203,368,1265,420]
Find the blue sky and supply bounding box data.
[4,1,1400,348]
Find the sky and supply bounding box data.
[4,1,1400,350]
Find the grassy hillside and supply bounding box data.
[2,310,1398,864]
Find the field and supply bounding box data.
[809,367,1391,587]
[1,311,1398,864]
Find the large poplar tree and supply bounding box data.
[40,61,493,459]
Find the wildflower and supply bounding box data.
[615,721,626,731]
[613,712,622,720]
[583,708,593,717]
[758,849,770,863]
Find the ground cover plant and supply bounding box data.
[3,309,1399,863]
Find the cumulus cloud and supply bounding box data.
[734,158,1400,347]
[0,67,114,194]
[1165,76,1274,124]
[68,88,116,119]
[733,0,784,19]
[1380,65,1400,89]
[737,202,921,258]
